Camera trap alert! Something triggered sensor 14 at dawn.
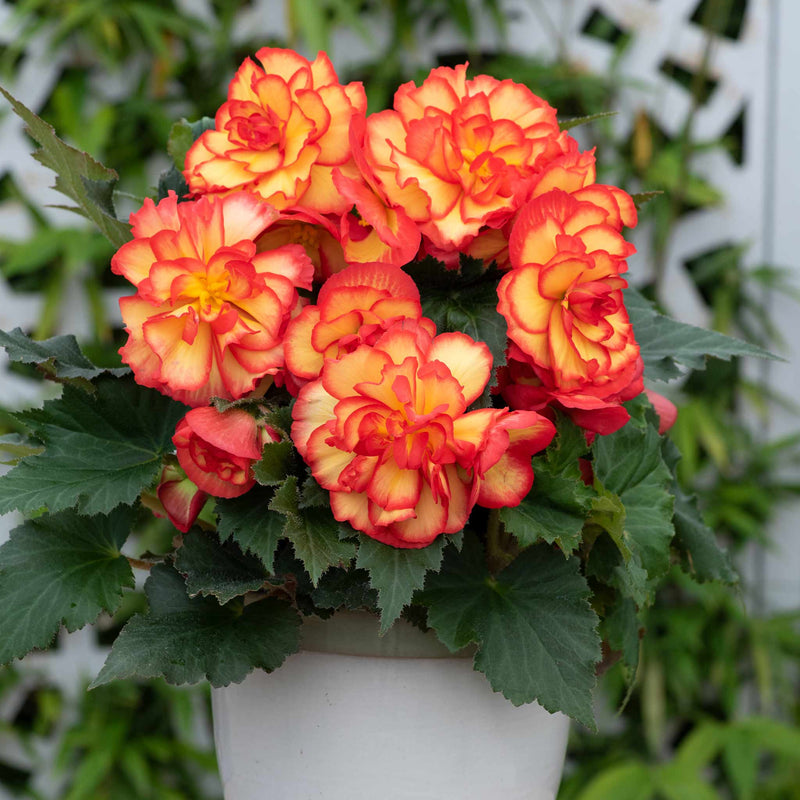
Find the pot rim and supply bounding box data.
[299,610,475,659]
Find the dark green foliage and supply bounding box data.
[92,565,301,688]
[356,535,447,632]
[0,508,135,665]
[0,88,130,248]
[0,377,188,516]
[175,530,268,604]
[420,535,601,727]
[625,287,777,382]
[501,420,595,555]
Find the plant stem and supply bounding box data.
[486,508,518,574]
[126,556,155,571]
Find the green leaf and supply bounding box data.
[189,117,216,139]
[660,437,736,584]
[721,726,759,800]
[589,488,628,556]
[216,486,285,573]
[165,117,215,173]
[501,423,594,555]
[175,530,267,604]
[252,439,294,486]
[299,473,332,508]
[0,87,131,249]
[0,377,188,516]
[64,747,116,800]
[157,165,189,202]
[311,566,377,612]
[500,493,585,555]
[419,535,600,727]
[655,767,722,800]
[91,564,301,688]
[268,476,356,584]
[586,533,649,608]
[559,110,617,131]
[593,420,675,581]
[630,191,663,208]
[500,420,591,553]
[282,507,357,585]
[0,327,128,388]
[290,0,330,51]
[737,716,800,759]
[356,535,446,633]
[166,120,194,173]
[603,597,641,672]
[418,259,507,389]
[673,488,736,583]
[0,508,135,665]
[625,288,778,382]
[671,721,724,772]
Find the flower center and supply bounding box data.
[180,271,231,321]
[566,282,619,326]
[232,110,282,150]
[286,222,320,249]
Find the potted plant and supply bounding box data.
[0,47,767,799]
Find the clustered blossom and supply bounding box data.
[113,47,655,546]
[291,320,555,547]
[496,188,643,434]
[112,191,313,407]
[184,48,367,215]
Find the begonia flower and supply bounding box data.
[526,141,597,199]
[173,406,278,498]
[154,463,208,533]
[283,262,431,387]
[292,319,555,548]
[113,191,313,407]
[507,188,635,270]
[497,247,640,391]
[256,209,348,281]
[460,152,635,271]
[499,345,643,436]
[363,63,572,252]
[184,47,366,215]
[496,187,643,433]
[333,114,421,265]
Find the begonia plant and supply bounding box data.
[0,48,770,728]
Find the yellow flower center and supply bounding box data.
[182,270,231,321]
[287,222,320,249]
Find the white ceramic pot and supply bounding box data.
[212,612,570,800]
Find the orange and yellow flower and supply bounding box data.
[496,188,642,433]
[499,344,643,435]
[526,140,597,199]
[333,114,421,265]
[256,209,348,282]
[460,148,636,271]
[498,247,640,392]
[506,188,635,271]
[173,406,278,498]
[362,64,570,253]
[113,191,314,407]
[184,48,366,215]
[292,319,555,548]
[154,463,208,533]
[283,262,431,388]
